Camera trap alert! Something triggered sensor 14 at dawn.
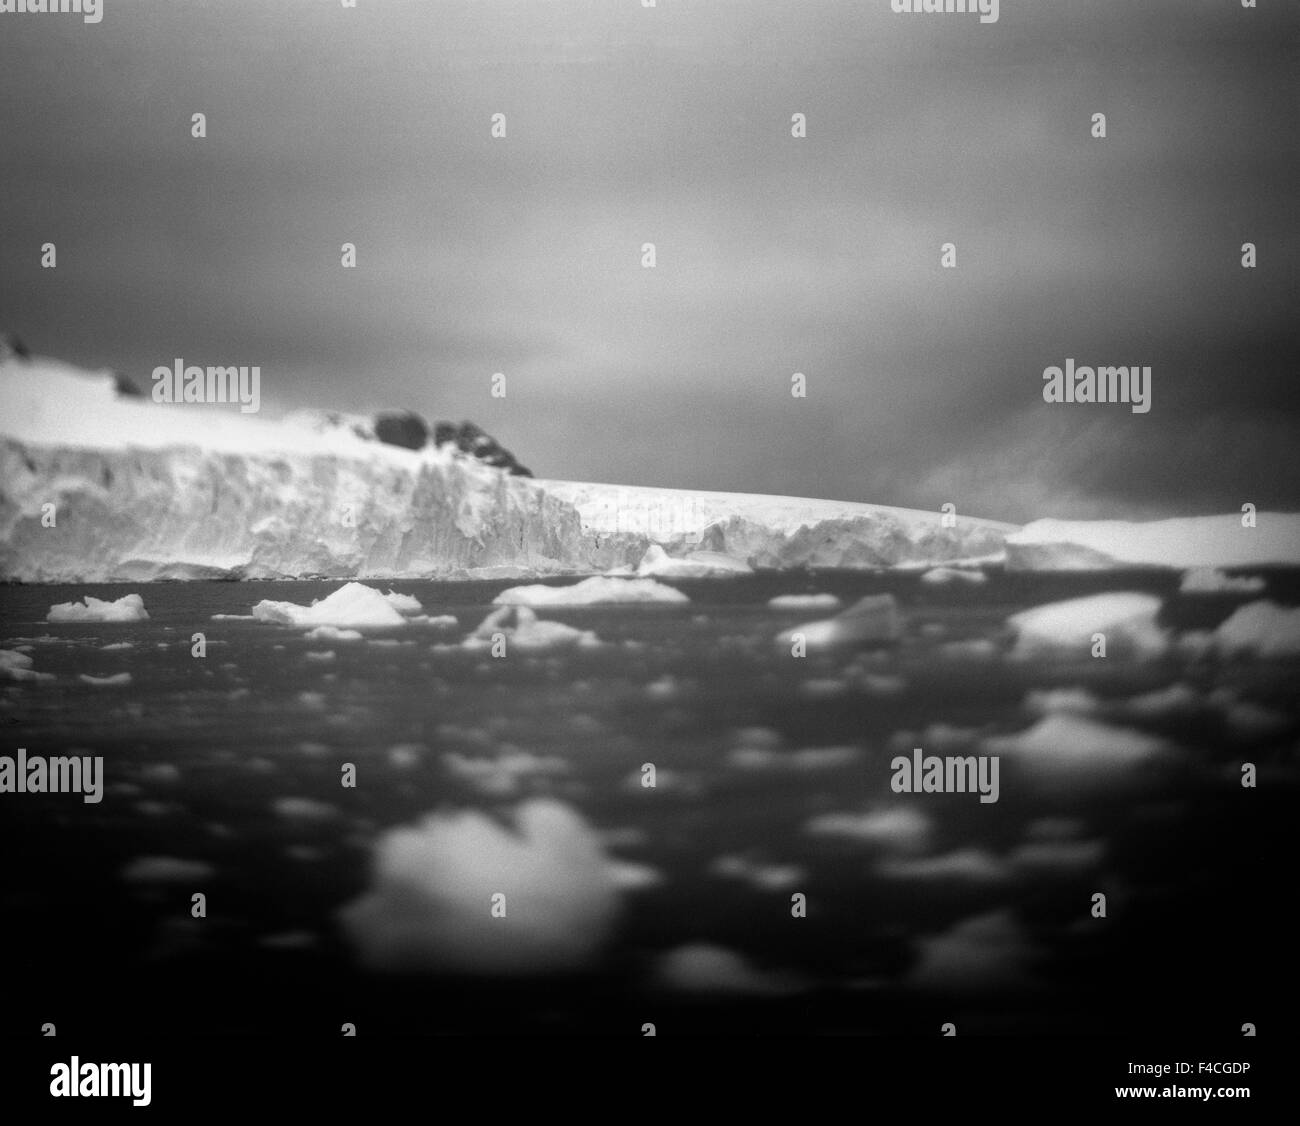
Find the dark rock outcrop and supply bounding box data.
[373,410,429,451]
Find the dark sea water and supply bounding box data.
[1,571,1296,1037]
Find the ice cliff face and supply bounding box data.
[0,353,1015,581]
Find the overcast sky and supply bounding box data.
[1,0,1296,523]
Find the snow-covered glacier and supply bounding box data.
[0,354,1016,582]
[6,352,1295,582]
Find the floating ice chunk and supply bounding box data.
[908,910,1037,993]
[1006,513,1300,571]
[709,855,806,891]
[305,625,363,642]
[776,593,903,651]
[494,576,688,606]
[653,944,804,995]
[78,672,132,686]
[469,605,599,652]
[337,798,620,973]
[877,848,1008,883]
[920,567,988,586]
[1008,839,1105,874]
[1006,593,1167,659]
[0,649,53,683]
[252,583,406,629]
[121,856,215,884]
[273,797,338,822]
[804,806,931,853]
[47,593,148,623]
[982,714,1172,790]
[442,749,568,797]
[767,593,842,611]
[382,590,423,614]
[726,745,860,771]
[1179,568,1265,595]
[1213,601,1300,658]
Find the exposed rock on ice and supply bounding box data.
[252,582,407,629]
[1212,601,1300,658]
[776,593,902,651]
[635,544,752,577]
[1007,514,1300,571]
[493,576,688,606]
[47,593,149,623]
[1006,593,1167,660]
[337,799,620,974]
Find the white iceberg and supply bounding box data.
[47,593,149,623]
[1213,601,1300,658]
[493,575,688,606]
[469,605,599,652]
[982,713,1173,791]
[337,799,620,974]
[767,593,842,611]
[776,593,903,651]
[382,590,423,614]
[252,582,407,629]
[920,567,988,586]
[1006,593,1167,660]
[1006,513,1300,571]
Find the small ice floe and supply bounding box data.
[121,856,215,884]
[1179,568,1265,595]
[767,593,842,611]
[775,593,903,651]
[337,798,620,973]
[78,672,132,687]
[304,650,335,662]
[273,796,338,822]
[305,625,362,642]
[101,642,133,651]
[442,749,568,797]
[981,714,1173,791]
[0,649,54,683]
[1212,601,1300,658]
[387,743,424,769]
[876,848,1009,884]
[252,582,405,629]
[140,763,181,784]
[467,605,599,652]
[652,944,805,996]
[382,590,423,614]
[410,614,458,628]
[920,567,988,586]
[725,745,860,771]
[907,910,1037,993]
[1207,688,1294,741]
[47,593,149,623]
[1006,593,1167,660]
[803,806,931,854]
[493,575,689,606]
[636,545,753,578]
[606,860,666,891]
[1007,839,1105,875]
[708,855,806,891]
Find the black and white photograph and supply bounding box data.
[0,0,1295,1109]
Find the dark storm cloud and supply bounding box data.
[0,0,1295,521]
